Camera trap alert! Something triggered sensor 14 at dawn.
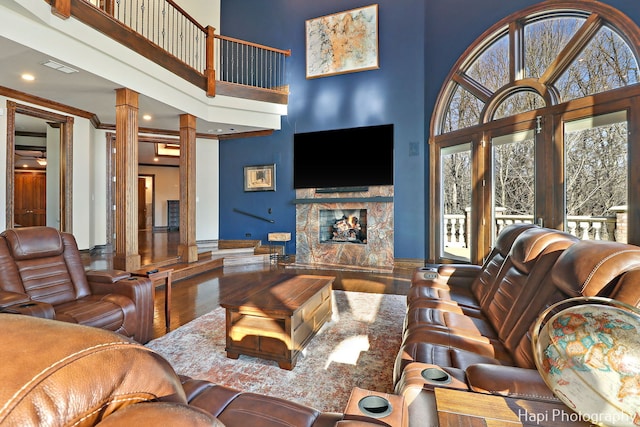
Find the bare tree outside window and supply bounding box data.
[524,17,585,79]
[442,145,472,260]
[467,35,509,92]
[493,91,545,120]
[493,132,535,218]
[565,113,627,240]
[557,27,639,101]
[442,86,483,133]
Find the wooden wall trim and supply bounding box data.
[0,86,98,126]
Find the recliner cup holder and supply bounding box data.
[421,367,452,384]
[418,266,438,280]
[357,395,393,418]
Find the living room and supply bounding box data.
[2,0,640,426]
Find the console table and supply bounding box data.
[131,268,173,332]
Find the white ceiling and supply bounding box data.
[1,36,263,137]
[0,1,285,168]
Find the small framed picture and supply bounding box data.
[244,164,276,192]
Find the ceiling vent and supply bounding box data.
[41,60,78,74]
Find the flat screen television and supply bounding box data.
[293,124,394,189]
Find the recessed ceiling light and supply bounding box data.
[143,114,152,121]
[153,157,159,162]
[41,60,78,74]
[21,73,35,81]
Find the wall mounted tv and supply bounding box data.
[293,124,394,190]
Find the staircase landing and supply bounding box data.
[140,241,272,282]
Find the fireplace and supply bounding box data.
[294,186,394,271]
[319,209,367,244]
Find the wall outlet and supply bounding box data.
[409,141,419,156]
[245,233,252,238]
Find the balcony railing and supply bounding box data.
[215,35,289,92]
[50,0,290,100]
[444,211,625,258]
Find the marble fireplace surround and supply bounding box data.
[294,186,394,271]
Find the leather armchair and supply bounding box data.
[0,314,382,427]
[0,226,154,343]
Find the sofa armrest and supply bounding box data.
[0,290,31,307]
[86,269,131,283]
[413,265,481,291]
[465,363,559,403]
[0,292,55,319]
[1,298,55,319]
[89,277,155,344]
[95,402,223,426]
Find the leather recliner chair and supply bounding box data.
[0,226,154,343]
[395,226,640,426]
[0,314,384,427]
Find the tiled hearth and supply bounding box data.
[294,186,394,271]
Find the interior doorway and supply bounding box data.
[138,175,154,230]
[6,102,72,231]
[105,133,178,258]
[14,171,46,226]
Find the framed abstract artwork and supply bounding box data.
[305,4,379,79]
[244,164,276,192]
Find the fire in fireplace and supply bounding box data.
[319,209,367,244]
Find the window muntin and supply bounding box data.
[437,9,637,134]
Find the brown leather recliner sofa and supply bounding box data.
[394,224,640,425]
[0,226,154,344]
[0,314,393,426]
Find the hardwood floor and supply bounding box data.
[86,231,413,340]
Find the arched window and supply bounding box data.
[430,1,640,263]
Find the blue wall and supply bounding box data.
[218,0,640,262]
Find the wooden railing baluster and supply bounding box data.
[205,26,216,97]
[46,0,289,100]
[51,0,71,19]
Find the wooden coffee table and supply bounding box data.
[220,273,334,370]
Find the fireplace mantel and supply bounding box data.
[293,196,393,204]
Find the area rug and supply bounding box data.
[145,290,406,412]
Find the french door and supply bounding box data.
[434,101,634,264]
